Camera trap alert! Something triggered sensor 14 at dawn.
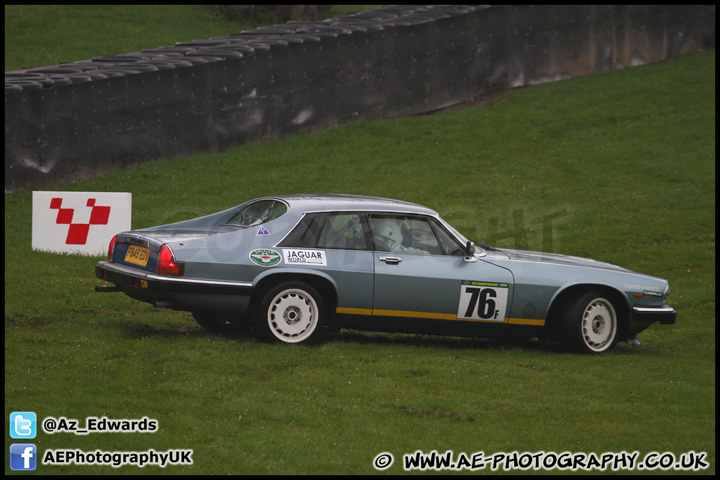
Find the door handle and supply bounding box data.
[379,256,402,264]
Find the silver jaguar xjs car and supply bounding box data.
[95,194,676,353]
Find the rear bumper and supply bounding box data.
[95,261,254,308]
[632,305,677,325]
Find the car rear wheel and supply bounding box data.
[560,290,619,353]
[255,281,327,344]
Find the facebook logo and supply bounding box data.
[10,411,37,439]
[10,444,37,471]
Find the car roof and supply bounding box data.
[270,194,439,216]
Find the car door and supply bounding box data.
[310,212,375,312]
[277,211,375,313]
[368,213,514,324]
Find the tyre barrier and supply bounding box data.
[5,5,715,192]
[4,5,489,94]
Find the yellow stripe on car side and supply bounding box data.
[372,309,458,321]
[335,307,373,316]
[335,307,545,326]
[507,318,546,326]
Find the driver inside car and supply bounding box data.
[371,217,427,254]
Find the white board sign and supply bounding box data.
[32,191,132,256]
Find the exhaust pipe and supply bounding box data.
[95,285,121,292]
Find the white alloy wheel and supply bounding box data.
[581,298,617,353]
[266,287,320,343]
[559,290,621,354]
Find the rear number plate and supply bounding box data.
[125,244,150,266]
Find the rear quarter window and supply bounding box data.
[277,213,325,248]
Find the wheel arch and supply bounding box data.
[250,269,339,317]
[545,282,631,340]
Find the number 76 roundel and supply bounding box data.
[457,281,510,321]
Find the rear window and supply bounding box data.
[225,200,287,227]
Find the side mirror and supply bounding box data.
[465,241,476,255]
[464,241,478,262]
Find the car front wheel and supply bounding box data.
[560,290,619,353]
[255,282,327,344]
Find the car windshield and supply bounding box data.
[225,200,287,227]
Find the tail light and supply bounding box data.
[108,234,118,261]
[157,245,184,276]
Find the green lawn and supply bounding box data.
[4,5,715,475]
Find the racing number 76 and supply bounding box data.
[463,287,500,319]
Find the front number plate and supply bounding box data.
[125,244,150,267]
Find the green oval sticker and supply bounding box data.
[249,249,282,267]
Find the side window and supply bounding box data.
[430,220,466,256]
[317,213,369,250]
[277,213,324,248]
[369,215,441,254]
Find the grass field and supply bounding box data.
[4,5,716,475]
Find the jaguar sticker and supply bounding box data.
[283,249,327,266]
